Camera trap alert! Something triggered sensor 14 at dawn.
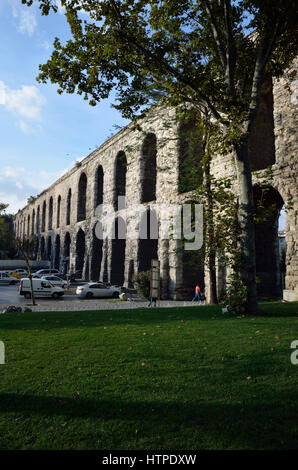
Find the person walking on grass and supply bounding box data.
[192,284,201,302]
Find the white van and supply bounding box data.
[19,278,64,299]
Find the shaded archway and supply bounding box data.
[128,259,135,288]
[90,223,103,281]
[47,236,52,262]
[181,203,205,299]
[40,236,45,260]
[77,173,87,222]
[27,214,30,237]
[141,133,157,203]
[178,119,204,194]
[94,165,104,209]
[57,195,61,228]
[114,152,127,210]
[249,77,275,171]
[66,189,71,225]
[48,197,53,230]
[111,217,126,286]
[76,228,85,273]
[33,236,39,260]
[41,201,46,232]
[138,209,158,273]
[253,185,284,297]
[63,232,71,275]
[31,209,35,235]
[36,206,40,233]
[54,234,61,270]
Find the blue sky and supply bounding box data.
[0,0,129,214]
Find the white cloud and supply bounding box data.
[18,10,37,36]
[0,166,65,214]
[12,4,37,36]
[0,80,46,133]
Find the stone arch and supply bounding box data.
[140,133,157,203]
[27,214,30,237]
[36,206,40,233]
[77,172,87,222]
[181,203,205,299]
[128,259,135,288]
[114,151,127,210]
[41,201,46,232]
[47,236,52,261]
[111,217,126,286]
[31,209,35,235]
[66,188,71,225]
[90,223,103,281]
[54,234,61,270]
[33,236,39,260]
[249,77,275,171]
[253,184,284,297]
[40,236,45,260]
[76,228,85,273]
[138,208,158,273]
[57,195,61,228]
[48,196,53,230]
[94,165,104,210]
[178,119,204,194]
[63,232,71,274]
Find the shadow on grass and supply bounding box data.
[0,391,297,449]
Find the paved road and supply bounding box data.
[0,284,204,312]
[0,284,79,304]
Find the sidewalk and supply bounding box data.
[1,299,206,313]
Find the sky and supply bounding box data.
[0,0,129,215]
[0,0,286,229]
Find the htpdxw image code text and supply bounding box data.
[102,454,197,466]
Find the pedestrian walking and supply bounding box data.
[192,284,201,301]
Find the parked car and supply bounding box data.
[41,275,67,288]
[67,271,83,281]
[0,271,19,285]
[14,269,28,277]
[3,270,20,279]
[19,278,64,299]
[34,269,61,278]
[76,282,120,299]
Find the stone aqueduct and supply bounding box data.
[14,59,298,301]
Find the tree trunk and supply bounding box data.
[234,140,259,314]
[204,154,218,304]
[208,250,218,304]
[24,254,36,306]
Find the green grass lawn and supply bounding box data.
[0,302,297,450]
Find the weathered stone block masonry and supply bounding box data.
[14,59,298,301]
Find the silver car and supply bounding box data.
[0,272,19,285]
[76,282,120,299]
[41,275,67,288]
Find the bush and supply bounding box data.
[133,270,151,299]
[223,272,247,314]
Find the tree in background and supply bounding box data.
[0,203,17,259]
[21,0,298,313]
[15,237,37,306]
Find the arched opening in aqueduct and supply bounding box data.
[253,185,285,298]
